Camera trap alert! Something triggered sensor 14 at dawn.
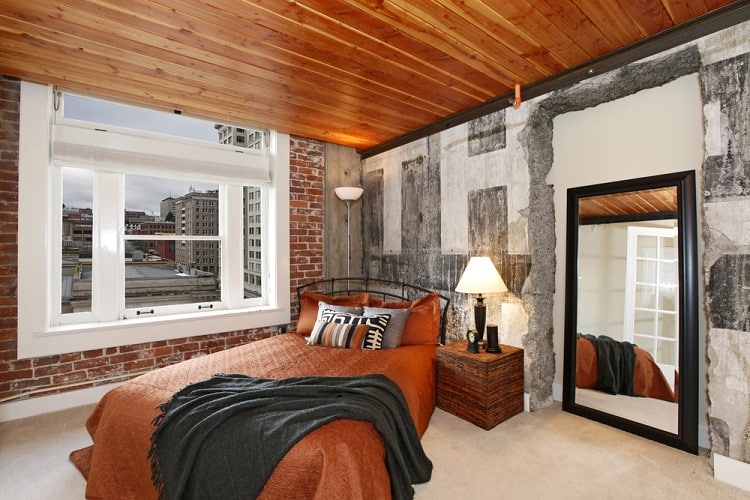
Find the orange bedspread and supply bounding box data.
[71,333,437,499]
[576,336,676,403]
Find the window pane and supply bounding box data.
[656,338,677,366]
[635,284,656,309]
[62,94,266,152]
[64,94,219,144]
[125,240,221,309]
[659,260,676,286]
[658,312,678,339]
[634,309,655,336]
[62,167,93,314]
[636,236,657,258]
[244,186,263,298]
[125,175,218,236]
[636,259,656,283]
[658,287,676,311]
[660,235,676,260]
[634,335,655,355]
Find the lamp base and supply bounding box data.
[485,346,502,353]
[473,295,486,343]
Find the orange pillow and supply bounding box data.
[369,293,441,345]
[296,291,370,335]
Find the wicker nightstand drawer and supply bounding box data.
[436,340,524,430]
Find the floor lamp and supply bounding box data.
[334,186,364,278]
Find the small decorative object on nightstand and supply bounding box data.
[466,330,480,353]
[485,324,501,353]
[436,340,523,430]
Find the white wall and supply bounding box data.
[577,222,628,338]
[547,74,706,413]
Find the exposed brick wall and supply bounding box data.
[0,75,326,403]
[289,136,325,322]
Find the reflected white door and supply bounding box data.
[623,225,678,385]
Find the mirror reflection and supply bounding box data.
[575,187,678,433]
[563,172,698,453]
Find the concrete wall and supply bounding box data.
[361,103,535,402]
[324,143,363,279]
[355,19,750,472]
[699,23,750,468]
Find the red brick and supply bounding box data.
[123,358,156,372]
[51,370,88,385]
[87,365,124,379]
[74,356,110,370]
[0,367,31,382]
[35,362,77,377]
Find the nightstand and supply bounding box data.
[436,340,524,430]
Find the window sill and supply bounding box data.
[17,305,290,359]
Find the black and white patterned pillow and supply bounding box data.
[318,309,391,350]
[308,321,374,349]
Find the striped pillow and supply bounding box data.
[308,321,374,349]
[309,310,391,350]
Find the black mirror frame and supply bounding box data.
[562,170,699,454]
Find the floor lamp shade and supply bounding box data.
[456,256,507,342]
[334,187,364,202]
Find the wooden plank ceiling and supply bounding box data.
[579,187,677,222]
[0,0,740,152]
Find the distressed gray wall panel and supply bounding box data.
[468,109,506,156]
[363,168,384,278]
[468,186,508,255]
[702,52,750,201]
[708,254,750,331]
[466,186,528,294]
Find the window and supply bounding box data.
[18,82,290,358]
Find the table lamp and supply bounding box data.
[455,256,507,345]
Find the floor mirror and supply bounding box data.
[562,170,698,453]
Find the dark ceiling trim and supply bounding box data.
[579,211,678,226]
[359,0,750,159]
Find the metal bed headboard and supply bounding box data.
[296,277,451,345]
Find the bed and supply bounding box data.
[70,278,450,499]
[575,334,676,403]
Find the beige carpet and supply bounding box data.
[0,402,747,500]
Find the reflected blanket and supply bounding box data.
[580,334,635,396]
[149,373,432,500]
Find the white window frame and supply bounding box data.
[17,82,290,358]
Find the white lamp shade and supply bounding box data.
[334,186,364,201]
[455,256,508,294]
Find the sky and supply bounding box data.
[62,95,227,215]
[63,169,217,216]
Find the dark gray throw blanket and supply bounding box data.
[149,373,432,500]
[580,334,636,396]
